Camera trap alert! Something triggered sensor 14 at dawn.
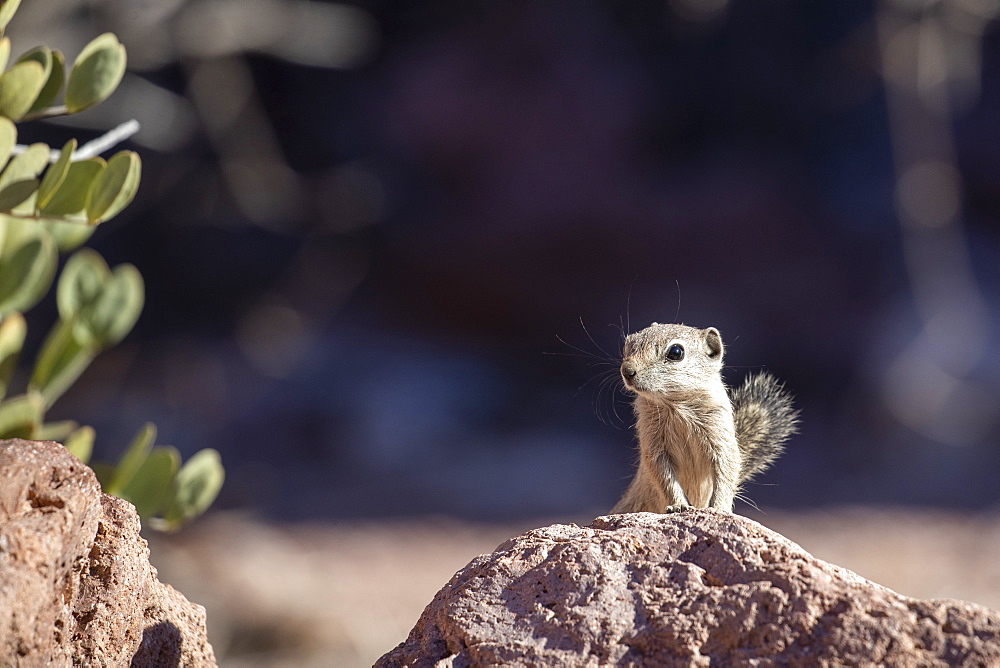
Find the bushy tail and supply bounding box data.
[732,372,799,483]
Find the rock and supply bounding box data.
[0,438,216,666]
[378,509,1000,666]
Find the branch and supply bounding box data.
[0,211,91,225]
[18,105,69,123]
[11,119,141,162]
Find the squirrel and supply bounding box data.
[611,323,798,514]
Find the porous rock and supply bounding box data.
[378,509,1000,666]
[0,438,216,666]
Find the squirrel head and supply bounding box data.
[620,323,725,400]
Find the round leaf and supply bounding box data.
[65,33,126,114]
[120,445,180,519]
[37,139,76,210]
[89,461,116,488]
[39,157,105,219]
[40,220,96,252]
[73,32,121,68]
[0,178,37,211]
[105,422,156,496]
[86,150,140,224]
[164,449,225,527]
[0,142,47,215]
[56,247,108,321]
[37,419,78,442]
[16,46,52,83]
[28,49,65,114]
[0,142,50,189]
[0,391,43,440]
[0,217,56,315]
[0,0,21,32]
[0,310,25,401]
[0,38,10,79]
[0,117,14,172]
[64,425,95,464]
[0,60,46,120]
[77,263,143,346]
[0,142,48,216]
[39,156,104,248]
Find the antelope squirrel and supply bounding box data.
[612,323,798,514]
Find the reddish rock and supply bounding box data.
[378,509,1000,666]
[0,438,216,666]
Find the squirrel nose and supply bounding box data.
[621,361,636,380]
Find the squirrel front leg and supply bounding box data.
[708,437,741,512]
[612,451,690,514]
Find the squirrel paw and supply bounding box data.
[662,504,691,514]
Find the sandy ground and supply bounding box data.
[145,507,1000,667]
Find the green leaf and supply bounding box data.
[0,116,13,173]
[86,150,140,224]
[90,460,114,488]
[64,33,126,114]
[163,448,224,529]
[0,392,43,439]
[57,247,108,321]
[28,318,97,408]
[72,33,120,73]
[0,0,21,32]
[40,219,96,252]
[55,249,144,348]
[0,177,37,211]
[0,143,49,214]
[0,216,57,316]
[105,422,156,496]
[28,49,64,113]
[0,37,10,72]
[64,425,94,464]
[0,311,24,401]
[37,419,77,441]
[0,60,46,120]
[0,142,49,190]
[38,157,104,220]
[120,445,180,519]
[37,139,75,209]
[15,46,51,87]
[77,263,143,347]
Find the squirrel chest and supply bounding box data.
[635,394,734,508]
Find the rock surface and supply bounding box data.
[378,509,1000,666]
[0,438,216,666]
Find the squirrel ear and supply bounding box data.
[704,327,724,359]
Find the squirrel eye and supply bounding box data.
[666,343,684,361]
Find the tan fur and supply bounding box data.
[612,323,741,513]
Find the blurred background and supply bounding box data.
[7,0,1000,664]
